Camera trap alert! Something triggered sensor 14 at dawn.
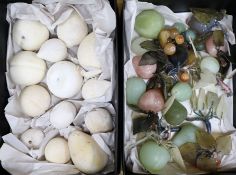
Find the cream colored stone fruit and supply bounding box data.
[20,85,51,117]
[13,19,49,51]
[68,130,108,174]
[20,128,44,149]
[85,108,113,133]
[57,11,88,47]
[37,39,67,62]
[82,79,111,100]
[77,32,101,69]
[10,51,46,86]
[45,137,70,164]
[50,101,76,129]
[47,61,83,98]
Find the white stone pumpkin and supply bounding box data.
[10,51,47,86]
[19,85,51,117]
[57,10,88,47]
[12,19,49,51]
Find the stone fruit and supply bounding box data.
[139,140,170,173]
[50,101,76,129]
[131,37,148,55]
[126,77,146,106]
[85,108,113,133]
[175,34,185,45]
[68,130,108,174]
[159,29,171,48]
[20,128,44,149]
[77,32,101,69]
[10,51,46,86]
[37,38,67,62]
[164,99,187,126]
[138,88,164,113]
[57,10,88,47]
[172,123,198,147]
[47,61,83,98]
[171,82,192,102]
[13,19,49,51]
[132,56,157,79]
[200,56,220,74]
[45,137,70,164]
[20,85,51,117]
[184,29,196,42]
[135,10,164,39]
[81,79,111,100]
[173,22,187,33]
[168,27,179,39]
[164,43,176,55]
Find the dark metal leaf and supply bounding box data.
[194,31,213,46]
[132,114,156,134]
[179,142,198,166]
[139,51,168,66]
[146,75,162,90]
[140,39,162,52]
[217,50,236,64]
[213,30,224,46]
[196,155,217,172]
[196,130,216,150]
[139,52,158,66]
[191,8,226,24]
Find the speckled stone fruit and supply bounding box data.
[132,56,157,79]
[138,88,165,113]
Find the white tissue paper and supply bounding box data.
[124,0,236,174]
[0,0,117,175]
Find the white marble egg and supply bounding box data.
[46,61,83,98]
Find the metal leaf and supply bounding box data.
[206,91,220,113]
[216,135,232,155]
[190,90,198,111]
[216,94,227,119]
[194,31,213,45]
[139,51,168,66]
[139,51,158,66]
[140,39,162,52]
[146,75,162,90]
[191,8,225,24]
[213,30,224,46]
[132,114,156,134]
[196,130,216,150]
[179,142,198,166]
[197,88,206,111]
[169,145,186,171]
